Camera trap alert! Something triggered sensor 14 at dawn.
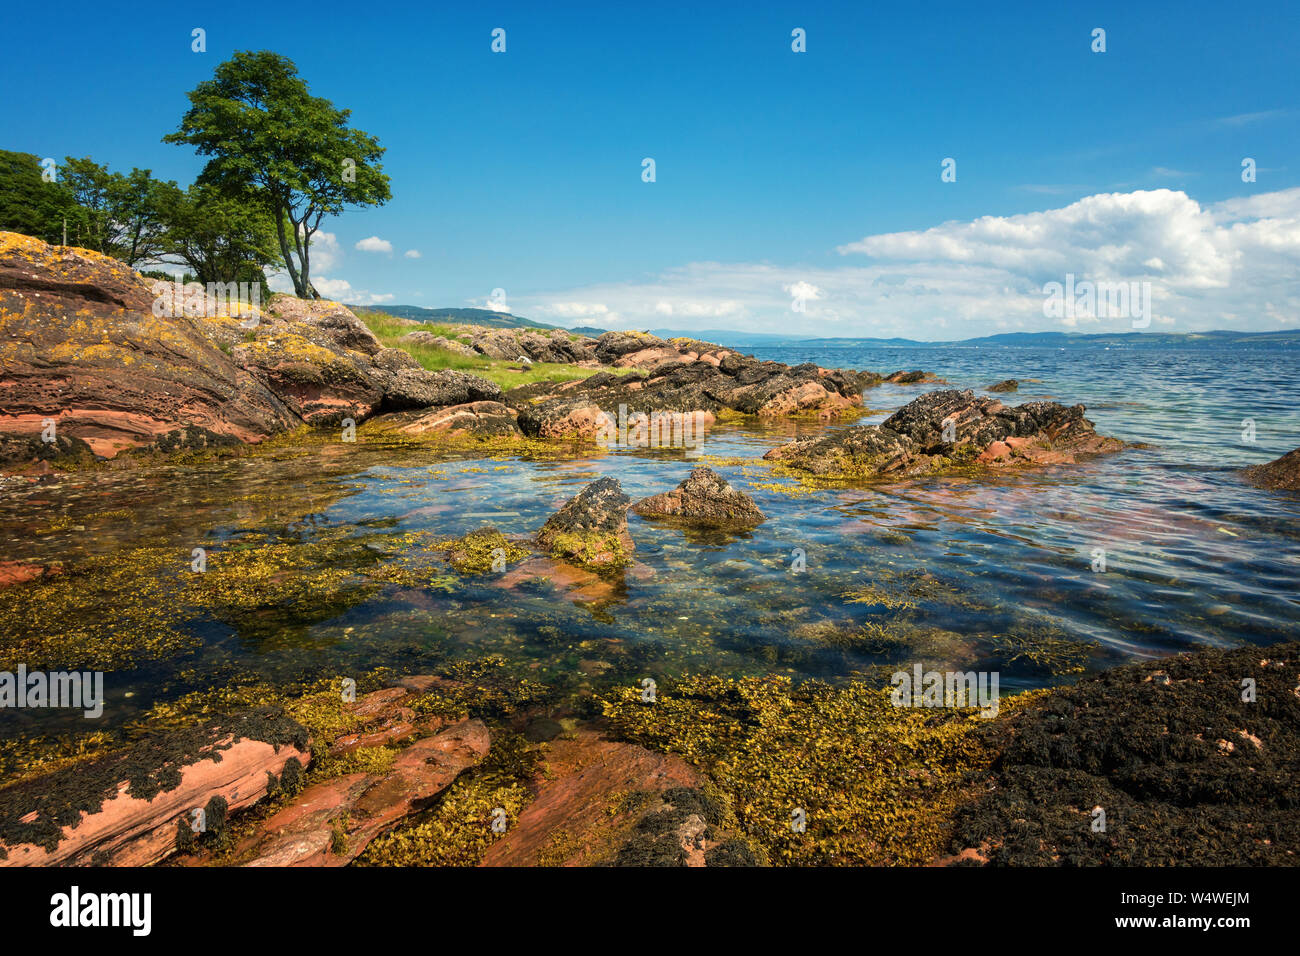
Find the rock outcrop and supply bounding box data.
[240,718,490,867]
[632,466,766,527]
[0,232,300,459]
[0,709,310,866]
[510,360,873,440]
[764,389,1123,478]
[536,476,635,569]
[1242,447,1300,491]
[0,232,505,460]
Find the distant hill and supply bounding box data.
[351,304,556,330]
[650,328,1300,350]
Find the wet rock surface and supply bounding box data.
[632,466,766,527]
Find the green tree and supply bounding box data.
[164,50,391,299]
[0,150,77,244]
[60,157,181,265]
[162,183,282,291]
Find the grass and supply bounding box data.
[356,309,615,390]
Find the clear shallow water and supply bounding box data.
[2,346,1297,736]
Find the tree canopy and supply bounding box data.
[164,50,391,298]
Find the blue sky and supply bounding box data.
[3,0,1297,338]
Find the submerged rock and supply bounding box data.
[987,379,1019,393]
[1242,446,1300,491]
[764,388,1123,478]
[632,466,766,527]
[536,476,634,569]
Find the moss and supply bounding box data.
[600,674,994,866]
[542,530,631,571]
[0,546,196,671]
[357,732,538,866]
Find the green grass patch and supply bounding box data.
[355,309,613,390]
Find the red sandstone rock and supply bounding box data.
[0,731,310,867]
[240,718,490,866]
[479,729,701,867]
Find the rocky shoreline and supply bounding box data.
[3,639,1295,867]
[2,231,1299,868]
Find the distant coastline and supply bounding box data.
[355,304,1300,351]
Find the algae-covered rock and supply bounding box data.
[987,379,1019,393]
[949,640,1300,866]
[0,708,310,866]
[536,477,634,569]
[0,231,301,458]
[632,466,766,528]
[600,673,993,866]
[764,388,1123,479]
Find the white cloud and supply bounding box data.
[404,249,421,259]
[785,280,823,303]
[508,188,1300,338]
[308,230,342,274]
[355,236,394,254]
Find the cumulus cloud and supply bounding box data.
[355,236,393,254]
[307,230,342,273]
[404,249,421,259]
[509,188,1300,338]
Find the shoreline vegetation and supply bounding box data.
[1,230,1298,867]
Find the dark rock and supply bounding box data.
[536,476,634,569]
[765,389,1122,477]
[593,330,670,364]
[1242,447,1300,491]
[987,379,1019,393]
[632,467,766,527]
[376,367,502,411]
[948,641,1300,866]
[885,369,932,384]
